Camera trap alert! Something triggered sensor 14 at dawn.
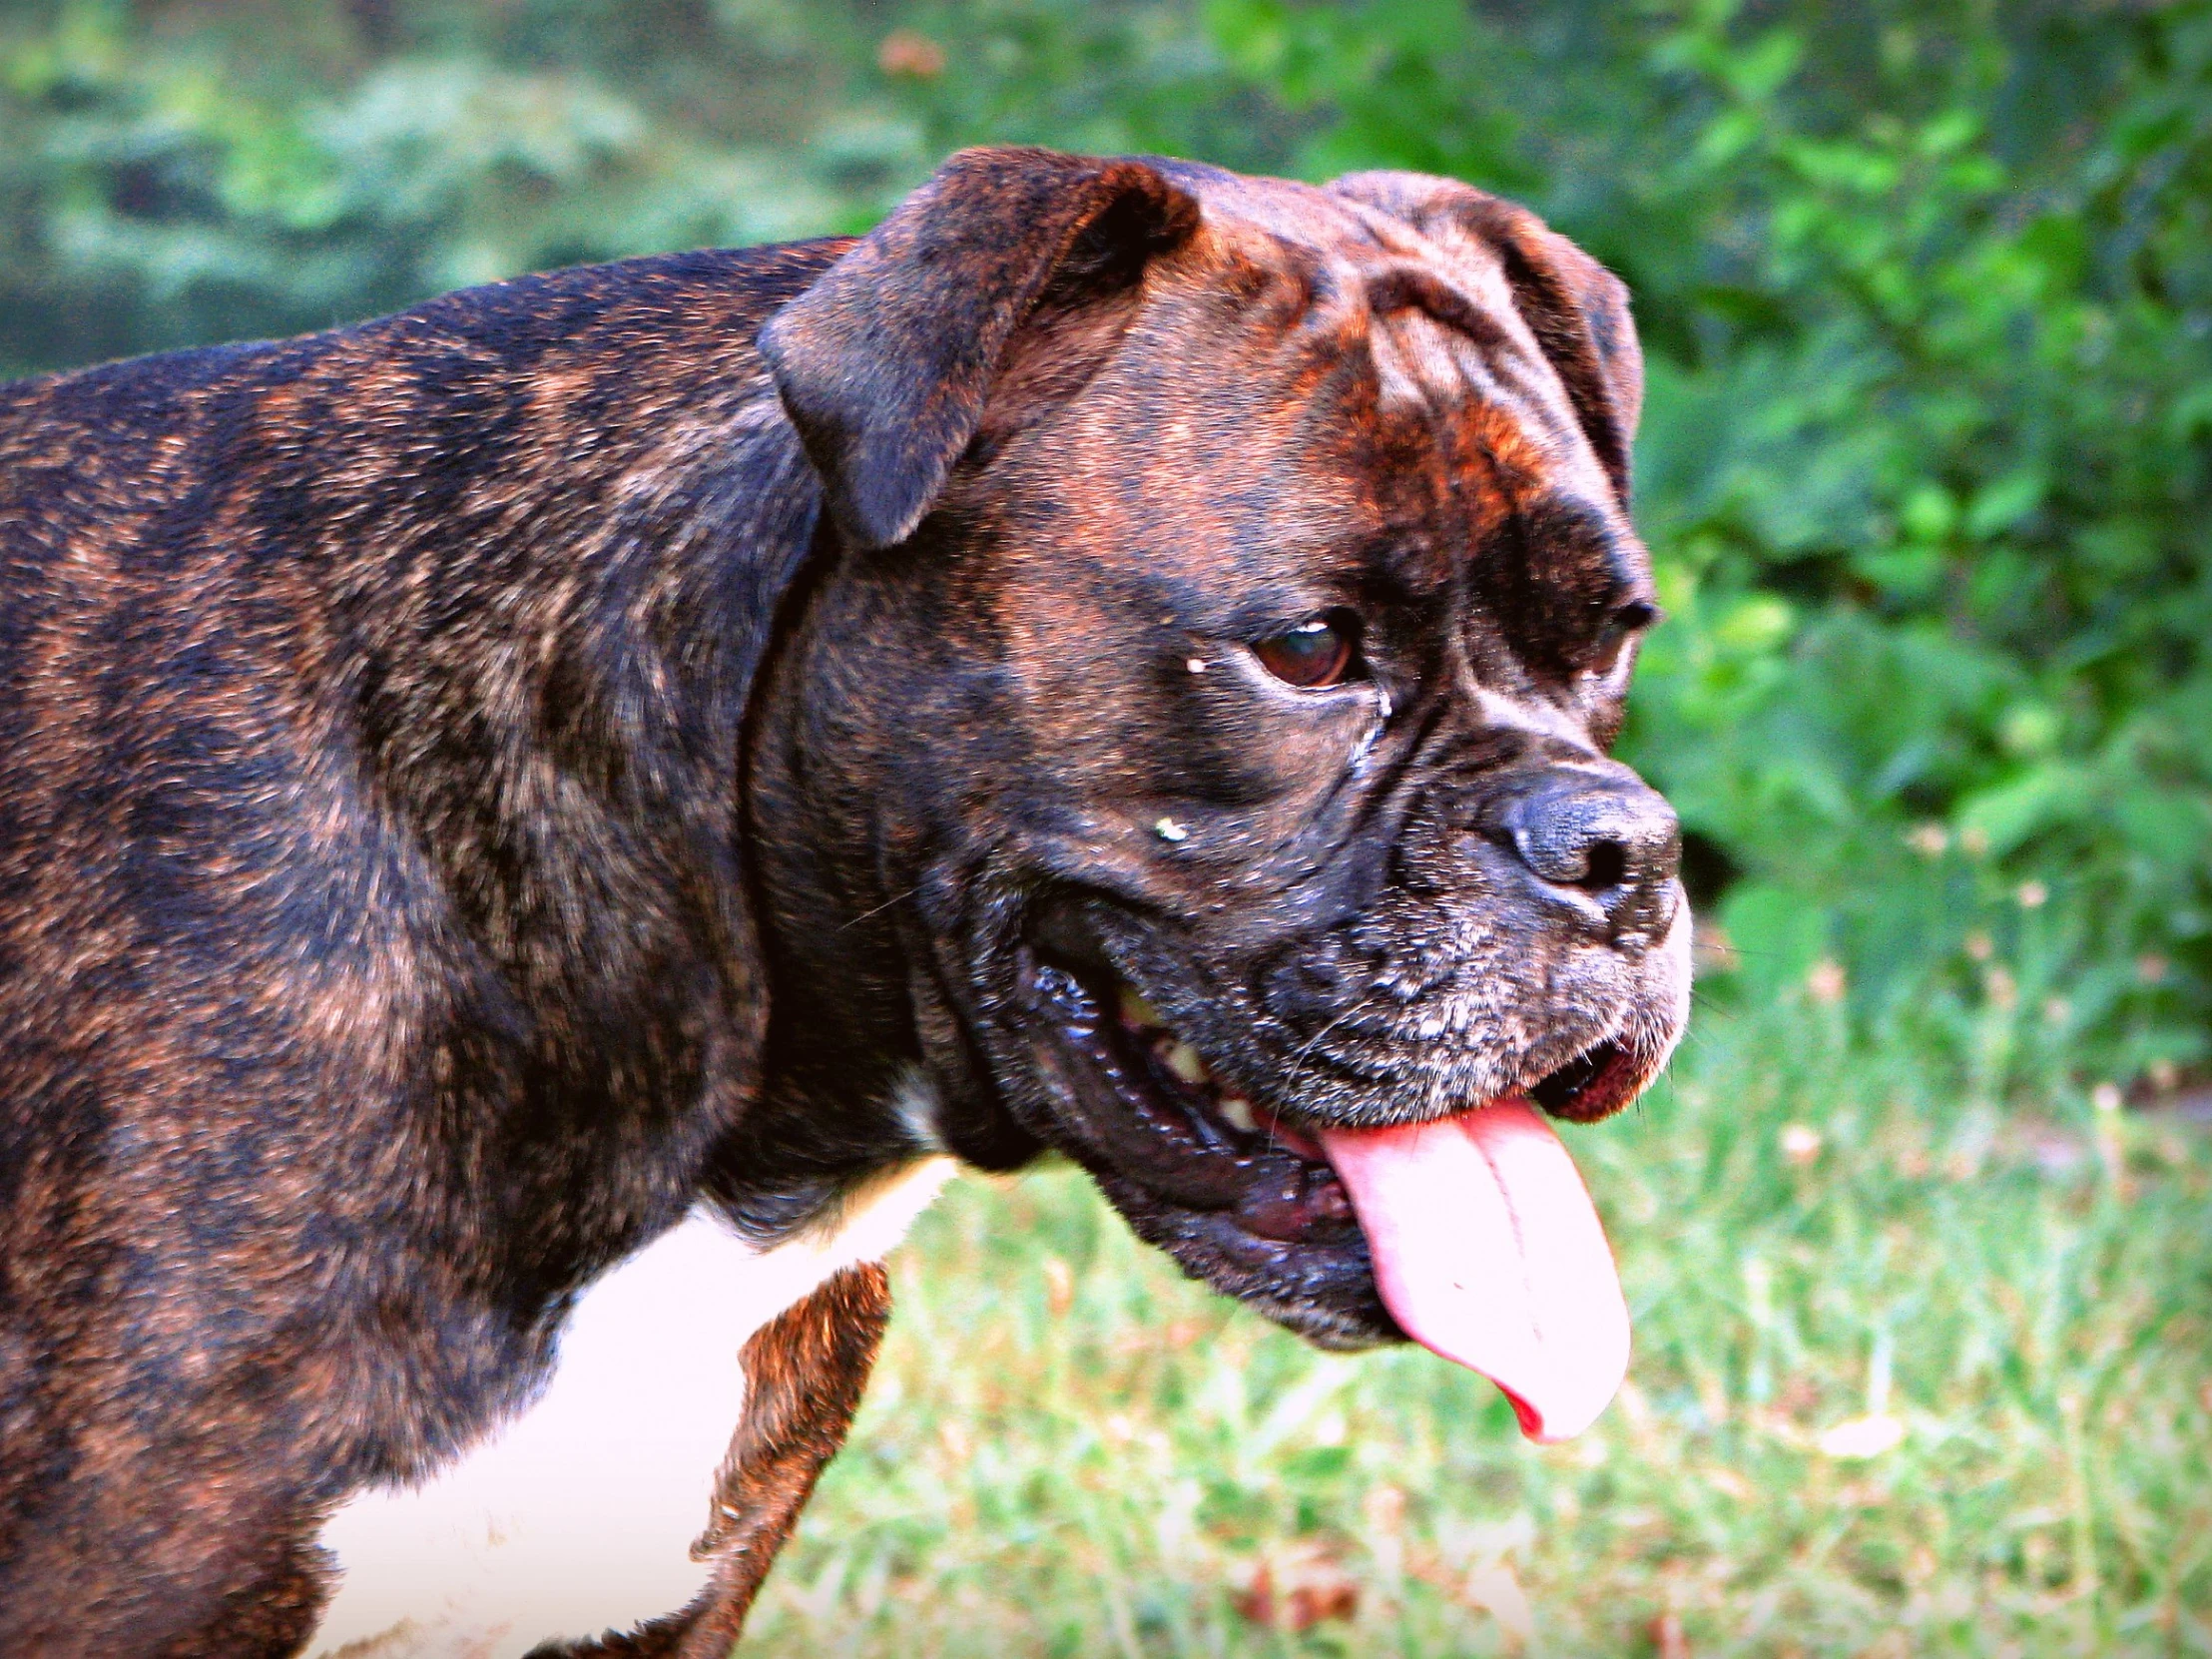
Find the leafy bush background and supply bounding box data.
[5,0,2206,1097]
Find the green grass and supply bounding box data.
[743,1000,2212,1657]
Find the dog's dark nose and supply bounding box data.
[1498,768,1681,944]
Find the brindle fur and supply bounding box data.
[0,147,1686,1654]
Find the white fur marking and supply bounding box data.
[888,1065,947,1155]
[1473,686,1591,746]
[310,1158,955,1659]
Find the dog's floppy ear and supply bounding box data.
[759,147,1200,551]
[1327,172,1643,507]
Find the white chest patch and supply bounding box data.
[309,1157,955,1659]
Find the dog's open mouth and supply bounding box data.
[1028,960,1365,1246]
[1025,955,1636,1442]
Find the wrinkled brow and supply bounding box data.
[1363,261,1511,356]
[1357,259,1571,444]
[1356,254,1611,528]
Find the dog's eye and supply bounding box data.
[1253,615,1358,690]
[1587,597,1662,678]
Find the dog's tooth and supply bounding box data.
[1164,1039,1209,1085]
[1119,986,1166,1030]
[1218,1093,1258,1134]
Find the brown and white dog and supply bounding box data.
[0,148,1688,1656]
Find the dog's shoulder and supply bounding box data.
[0,237,850,710]
[0,236,854,1052]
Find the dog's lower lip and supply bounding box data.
[1529,1037,1632,1120]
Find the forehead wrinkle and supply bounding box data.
[1155,165,1558,422]
[1142,182,1615,596]
[1363,306,1555,565]
[1365,284,1579,465]
[1369,329,1618,693]
[1360,297,1632,627]
[1183,188,1558,448]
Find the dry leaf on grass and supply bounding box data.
[1232,1546,1360,1632]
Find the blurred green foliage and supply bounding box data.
[4,0,2207,1092]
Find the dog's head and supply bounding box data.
[753,149,1689,1439]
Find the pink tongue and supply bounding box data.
[1318,1099,1628,1442]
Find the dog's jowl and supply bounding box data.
[0,148,1689,1656]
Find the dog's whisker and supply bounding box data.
[837,886,920,932]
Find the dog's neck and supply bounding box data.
[300,294,820,983]
[273,249,906,1278]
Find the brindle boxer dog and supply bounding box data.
[0,147,1688,1656]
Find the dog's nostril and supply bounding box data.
[1494,769,1681,929]
[1578,838,1629,893]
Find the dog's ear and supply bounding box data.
[759,147,1200,551]
[1326,172,1643,507]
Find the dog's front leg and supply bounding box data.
[679,1261,893,1654]
[539,1260,892,1658]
